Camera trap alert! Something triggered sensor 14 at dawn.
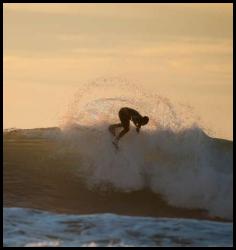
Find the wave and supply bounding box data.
[3,79,233,220]
[4,123,232,220]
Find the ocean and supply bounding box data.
[3,124,233,247]
[3,80,233,246]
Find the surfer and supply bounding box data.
[109,107,149,148]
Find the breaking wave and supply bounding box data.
[4,78,233,220]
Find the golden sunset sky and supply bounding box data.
[3,3,233,139]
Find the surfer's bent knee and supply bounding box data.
[124,127,129,132]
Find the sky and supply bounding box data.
[3,3,233,139]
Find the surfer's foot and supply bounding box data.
[112,137,119,147]
[112,141,119,150]
[113,137,118,144]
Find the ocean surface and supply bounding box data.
[3,125,233,247]
[3,208,232,247]
[3,81,233,246]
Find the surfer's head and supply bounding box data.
[141,116,149,125]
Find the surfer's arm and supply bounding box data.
[132,116,142,133]
[132,115,140,125]
[136,124,141,133]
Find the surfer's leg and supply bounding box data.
[116,110,130,141]
[117,126,130,140]
[111,108,130,142]
[108,124,122,136]
[117,119,130,140]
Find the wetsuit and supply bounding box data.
[109,107,144,141]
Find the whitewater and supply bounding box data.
[3,208,232,247]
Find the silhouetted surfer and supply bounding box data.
[109,107,149,148]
